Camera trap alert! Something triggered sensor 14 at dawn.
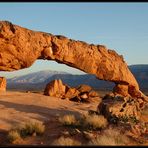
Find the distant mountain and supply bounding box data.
[129,64,148,91]
[8,70,68,84]
[7,65,148,92]
[7,71,114,91]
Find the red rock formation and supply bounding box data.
[0,21,147,101]
[44,79,101,103]
[0,77,6,91]
[44,79,67,98]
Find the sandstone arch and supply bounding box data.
[0,21,147,101]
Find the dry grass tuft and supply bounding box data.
[20,121,45,137]
[84,114,108,130]
[7,120,45,143]
[7,130,21,143]
[59,114,79,126]
[88,127,130,146]
[52,136,81,146]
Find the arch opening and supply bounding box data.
[0,60,115,94]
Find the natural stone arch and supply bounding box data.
[0,21,147,102]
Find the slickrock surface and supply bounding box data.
[0,91,98,131]
[0,21,143,98]
[0,77,6,91]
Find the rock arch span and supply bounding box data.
[0,21,147,101]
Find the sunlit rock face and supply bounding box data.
[0,20,147,100]
[44,79,67,98]
[0,77,6,91]
[98,93,145,122]
[44,80,101,103]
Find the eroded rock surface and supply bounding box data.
[0,21,147,103]
[44,79,67,98]
[68,84,101,103]
[0,77,6,91]
[98,93,145,122]
[44,80,101,103]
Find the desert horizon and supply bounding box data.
[0,2,148,146]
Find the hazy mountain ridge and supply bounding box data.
[129,65,148,91]
[8,70,69,83]
[7,65,148,92]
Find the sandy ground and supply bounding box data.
[0,91,99,131]
[0,91,147,146]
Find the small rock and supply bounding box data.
[75,128,81,134]
[80,93,88,99]
[62,131,69,136]
[83,131,94,140]
[32,132,36,137]
[40,142,43,145]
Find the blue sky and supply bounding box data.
[0,2,148,78]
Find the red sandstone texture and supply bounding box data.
[0,77,6,91]
[0,21,147,100]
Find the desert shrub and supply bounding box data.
[20,121,45,137]
[118,115,139,124]
[129,116,139,124]
[7,130,21,143]
[88,127,130,146]
[118,115,129,123]
[59,114,79,127]
[88,134,116,145]
[59,114,108,130]
[84,114,108,130]
[52,136,81,146]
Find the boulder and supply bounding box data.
[80,93,88,99]
[0,77,6,91]
[113,84,129,97]
[44,79,67,98]
[44,78,100,103]
[88,90,100,97]
[128,85,142,98]
[79,93,90,103]
[98,93,142,122]
[64,87,79,99]
[77,84,92,93]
